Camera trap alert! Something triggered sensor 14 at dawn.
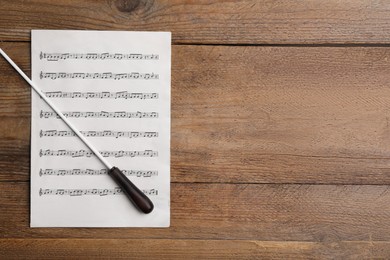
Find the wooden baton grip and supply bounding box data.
[108,167,154,214]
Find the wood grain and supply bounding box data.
[1,239,390,259]
[1,2,389,259]
[2,43,390,184]
[1,182,390,241]
[1,0,390,44]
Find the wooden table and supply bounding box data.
[1,1,390,258]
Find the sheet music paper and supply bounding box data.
[31,30,170,227]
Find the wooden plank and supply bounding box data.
[0,43,30,181]
[1,0,390,44]
[2,43,390,184]
[1,182,390,241]
[1,239,390,259]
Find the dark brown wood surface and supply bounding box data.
[1,0,390,44]
[1,1,390,259]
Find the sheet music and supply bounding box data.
[31,30,170,227]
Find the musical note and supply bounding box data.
[40,52,159,61]
[44,91,159,99]
[39,149,158,158]
[40,71,159,80]
[39,130,159,138]
[40,110,159,119]
[39,188,158,196]
[39,168,158,177]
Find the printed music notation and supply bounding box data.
[40,130,158,138]
[39,188,159,196]
[40,71,159,80]
[39,149,158,158]
[39,168,158,177]
[31,31,171,227]
[40,110,159,119]
[40,52,159,61]
[45,91,159,99]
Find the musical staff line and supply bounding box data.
[39,188,158,196]
[39,169,158,177]
[39,149,158,158]
[40,130,158,138]
[40,110,159,119]
[40,71,159,80]
[45,91,159,99]
[40,52,159,61]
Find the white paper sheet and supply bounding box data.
[31,30,170,227]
